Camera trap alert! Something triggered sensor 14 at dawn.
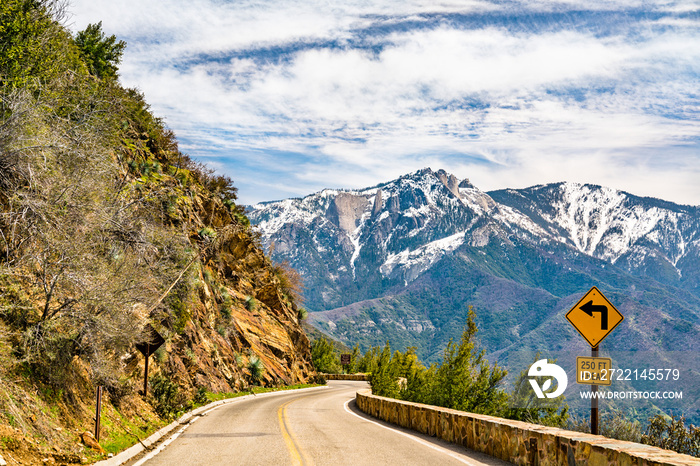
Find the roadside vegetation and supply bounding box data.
[313,306,699,458]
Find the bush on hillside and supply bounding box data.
[247,353,265,384]
[150,374,182,419]
[642,415,700,457]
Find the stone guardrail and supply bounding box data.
[356,389,698,466]
[321,373,369,381]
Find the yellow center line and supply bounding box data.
[278,398,314,466]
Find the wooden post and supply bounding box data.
[94,386,102,442]
[591,345,599,435]
[143,343,150,397]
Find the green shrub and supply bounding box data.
[567,410,641,442]
[198,227,216,239]
[193,387,208,405]
[219,287,232,319]
[184,347,197,363]
[642,415,700,457]
[169,296,191,334]
[247,354,265,384]
[154,346,167,363]
[219,287,232,305]
[244,296,257,312]
[149,374,180,419]
[310,337,340,373]
[297,307,308,320]
[356,346,381,374]
[202,268,214,285]
[565,415,591,434]
[368,343,400,398]
[74,21,126,80]
[233,211,250,227]
[602,410,643,443]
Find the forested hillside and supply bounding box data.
[0,1,314,463]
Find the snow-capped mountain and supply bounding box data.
[252,169,545,291]
[249,168,700,365]
[251,168,699,303]
[490,183,700,288]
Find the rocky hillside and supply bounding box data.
[0,2,314,463]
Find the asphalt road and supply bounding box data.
[131,381,511,466]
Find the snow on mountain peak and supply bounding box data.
[249,171,700,292]
[528,182,690,265]
[380,231,466,280]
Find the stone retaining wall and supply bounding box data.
[321,373,369,381]
[356,389,698,466]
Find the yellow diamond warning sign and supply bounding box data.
[566,286,623,348]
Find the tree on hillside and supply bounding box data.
[74,21,125,80]
[355,345,381,374]
[368,342,400,398]
[310,337,340,373]
[395,346,422,378]
[428,306,508,414]
[0,0,82,90]
[347,344,360,373]
[399,306,508,415]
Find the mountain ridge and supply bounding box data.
[251,168,700,301]
[248,168,700,373]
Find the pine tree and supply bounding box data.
[74,21,125,80]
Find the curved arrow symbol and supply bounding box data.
[580,300,608,330]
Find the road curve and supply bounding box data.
[131,381,510,466]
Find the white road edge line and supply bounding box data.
[130,387,329,465]
[132,418,199,466]
[131,402,231,466]
[343,399,481,466]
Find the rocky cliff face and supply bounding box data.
[119,158,316,396]
[151,224,315,394]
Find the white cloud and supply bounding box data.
[68,0,700,206]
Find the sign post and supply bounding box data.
[566,286,624,436]
[94,386,102,442]
[136,324,165,397]
[591,346,599,435]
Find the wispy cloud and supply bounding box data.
[69,0,700,205]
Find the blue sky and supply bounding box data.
[68,1,700,206]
